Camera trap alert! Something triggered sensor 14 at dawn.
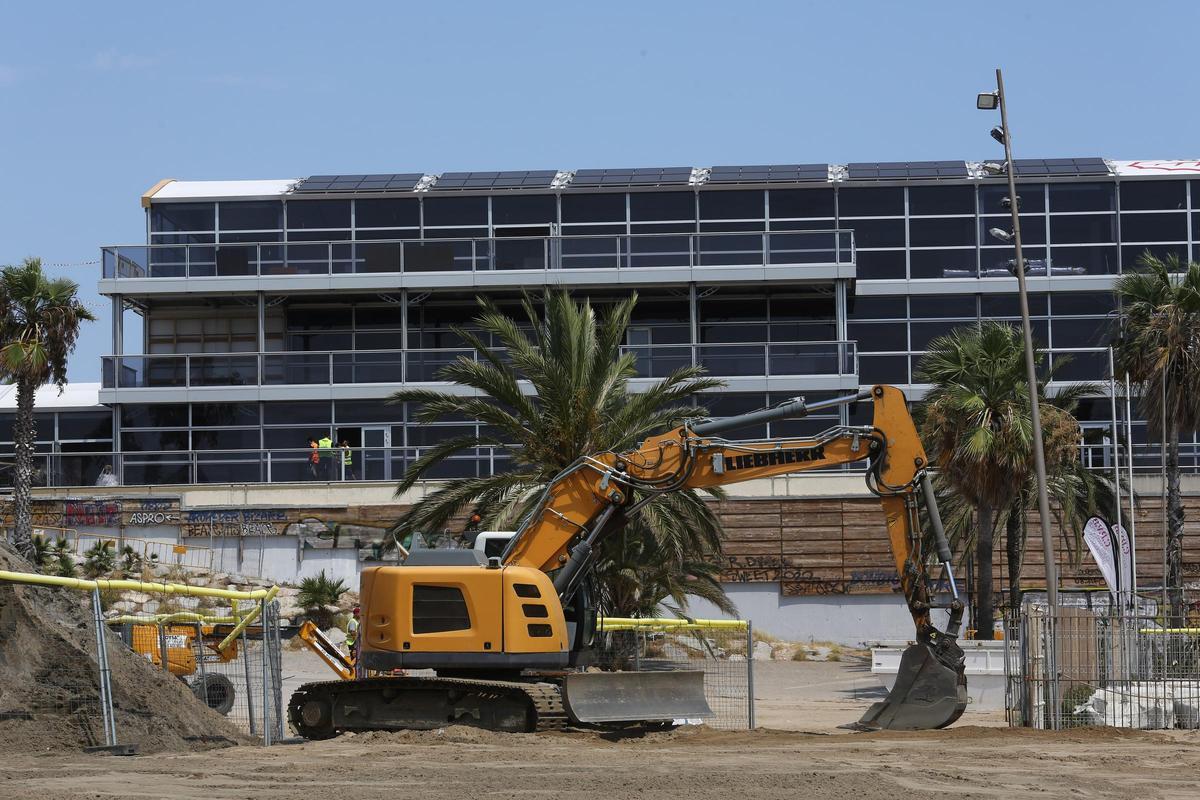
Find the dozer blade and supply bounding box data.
[562,670,713,724]
[850,641,967,731]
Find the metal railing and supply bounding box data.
[101,341,858,388]
[101,230,856,279]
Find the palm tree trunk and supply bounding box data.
[1166,420,1185,625]
[976,502,995,640]
[1006,502,1024,611]
[11,377,36,561]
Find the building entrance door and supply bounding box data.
[361,426,391,481]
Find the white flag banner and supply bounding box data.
[1112,522,1134,606]
[1083,516,1119,601]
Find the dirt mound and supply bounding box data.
[0,543,249,754]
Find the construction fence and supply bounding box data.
[1006,597,1200,730]
[0,569,284,751]
[593,617,754,729]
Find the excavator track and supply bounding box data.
[288,676,568,739]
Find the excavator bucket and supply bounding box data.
[562,670,713,725]
[851,641,968,731]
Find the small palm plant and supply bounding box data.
[81,541,117,579]
[297,570,349,629]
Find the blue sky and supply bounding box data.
[1,1,1197,381]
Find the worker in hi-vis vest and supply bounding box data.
[318,434,334,480]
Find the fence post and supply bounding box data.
[746,620,756,730]
[91,587,118,747]
[193,621,208,705]
[158,623,170,673]
[260,598,272,746]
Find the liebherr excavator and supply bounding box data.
[288,384,967,737]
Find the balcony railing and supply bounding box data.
[101,230,855,280]
[100,342,858,389]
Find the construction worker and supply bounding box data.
[307,437,320,480]
[318,433,334,480]
[339,439,357,480]
[346,606,360,660]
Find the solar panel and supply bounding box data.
[1010,157,1110,177]
[570,167,694,188]
[295,174,423,193]
[430,170,558,191]
[846,161,969,181]
[707,164,829,184]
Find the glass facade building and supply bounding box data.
[4,159,1200,487]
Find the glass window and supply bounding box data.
[121,430,190,451]
[423,196,488,227]
[909,249,977,280]
[699,190,764,220]
[192,403,260,427]
[1119,212,1187,242]
[120,404,188,428]
[1050,214,1116,244]
[191,428,261,450]
[1119,180,1186,211]
[492,194,556,226]
[57,411,113,440]
[980,293,1048,317]
[355,306,403,328]
[910,294,976,318]
[849,321,906,347]
[854,249,906,280]
[770,188,834,219]
[910,217,976,247]
[908,186,974,216]
[561,193,626,223]
[1123,244,1190,268]
[844,218,905,248]
[911,320,969,350]
[859,354,908,384]
[979,183,1045,214]
[629,191,695,222]
[0,413,12,442]
[979,246,1047,277]
[287,200,350,229]
[1050,245,1118,275]
[1051,317,1108,348]
[355,198,420,229]
[219,201,283,230]
[264,400,330,425]
[1051,292,1115,315]
[151,203,215,232]
[980,215,1047,246]
[1049,182,1116,213]
[838,187,904,217]
[287,306,351,330]
[334,400,407,424]
[848,295,906,319]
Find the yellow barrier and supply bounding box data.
[598,617,748,632]
[0,568,276,601]
[217,585,280,653]
[107,612,242,626]
[1139,627,1200,635]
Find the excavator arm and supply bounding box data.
[503,384,967,730]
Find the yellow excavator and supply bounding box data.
[288,385,967,737]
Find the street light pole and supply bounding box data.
[990,68,1060,612]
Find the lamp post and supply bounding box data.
[977,69,1060,614]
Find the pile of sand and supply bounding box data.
[0,543,249,754]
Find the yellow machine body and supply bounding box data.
[358,564,568,671]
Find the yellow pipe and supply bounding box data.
[1140,628,1200,634]
[217,585,280,653]
[598,617,748,631]
[107,613,240,625]
[0,569,276,601]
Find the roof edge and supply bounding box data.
[141,178,177,208]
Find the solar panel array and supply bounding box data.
[707,164,829,184]
[1009,157,1109,177]
[431,170,558,190]
[295,174,424,192]
[846,161,970,180]
[569,167,694,188]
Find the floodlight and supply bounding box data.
[989,227,1014,243]
[990,126,1006,144]
[977,92,999,110]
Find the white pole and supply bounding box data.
[1124,374,1138,602]
[1109,347,1122,555]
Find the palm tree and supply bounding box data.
[0,258,95,560]
[1112,253,1200,621]
[388,290,731,618]
[296,570,350,629]
[918,321,1110,638]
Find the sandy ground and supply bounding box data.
[4,658,1199,800]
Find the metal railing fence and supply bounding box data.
[100,340,858,388]
[103,230,856,279]
[591,617,753,730]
